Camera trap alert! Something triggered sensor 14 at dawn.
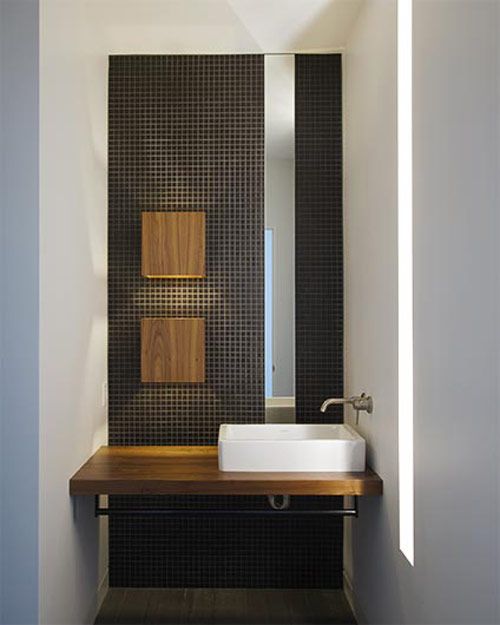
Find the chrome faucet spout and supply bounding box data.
[320,393,373,414]
[320,397,351,412]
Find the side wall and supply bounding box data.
[412,2,498,621]
[344,1,499,623]
[39,1,108,623]
[343,2,399,619]
[0,2,40,623]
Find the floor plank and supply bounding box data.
[260,589,296,624]
[212,589,254,625]
[95,589,127,625]
[188,589,216,625]
[116,590,150,625]
[286,590,315,625]
[147,588,188,625]
[321,590,356,624]
[95,589,356,625]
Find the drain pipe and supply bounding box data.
[267,494,290,510]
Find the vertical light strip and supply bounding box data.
[398,0,415,566]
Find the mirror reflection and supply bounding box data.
[264,54,295,423]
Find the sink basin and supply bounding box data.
[218,423,366,472]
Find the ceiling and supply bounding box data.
[227,0,364,52]
[84,0,364,54]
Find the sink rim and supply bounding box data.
[219,423,364,443]
[218,423,366,472]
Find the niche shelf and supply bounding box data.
[141,318,205,383]
[142,211,205,278]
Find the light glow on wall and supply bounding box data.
[398,0,415,566]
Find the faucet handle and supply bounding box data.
[351,393,373,414]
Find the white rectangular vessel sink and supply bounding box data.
[218,424,366,472]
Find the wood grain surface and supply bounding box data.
[142,212,205,278]
[70,446,383,496]
[94,588,356,625]
[141,318,205,383]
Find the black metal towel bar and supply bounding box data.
[94,495,358,518]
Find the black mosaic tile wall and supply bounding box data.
[294,54,344,590]
[108,55,264,446]
[295,54,344,425]
[108,54,343,589]
[108,55,265,588]
[107,495,343,588]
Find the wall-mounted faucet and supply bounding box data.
[320,393,373,424]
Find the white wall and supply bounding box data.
[412,2,498,621]
[39,1,108,623]
[0,1,40,623]
[344,1,499,623]
[343,1,400,620]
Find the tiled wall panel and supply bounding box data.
[295,54,344,425]
[108,54,343,588]
[108,54,266,587]
[107,496,343,588]
[108,55,264,447]
[295,54,344,590]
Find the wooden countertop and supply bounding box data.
[70,446,383,496]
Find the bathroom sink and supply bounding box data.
[218,424,366,472]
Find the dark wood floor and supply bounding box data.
[95,589,356,625]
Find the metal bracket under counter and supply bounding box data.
[93,494,359,519]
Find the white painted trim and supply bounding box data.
[343,569,355,614]
[343,569,367,625]
[84,568,109,624]
[97,570,109,611]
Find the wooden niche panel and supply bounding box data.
[142,211,205,278]
[141,318,205,383]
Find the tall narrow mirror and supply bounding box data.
[264,54,295,423]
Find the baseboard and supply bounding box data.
[97,570,109,611]
[343,569,367,625]
[343,570,355,614]
[85,572,109,625]
[86,569,109,623]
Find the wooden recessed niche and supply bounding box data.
[141,318,205,383]
[142,211,205,278]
